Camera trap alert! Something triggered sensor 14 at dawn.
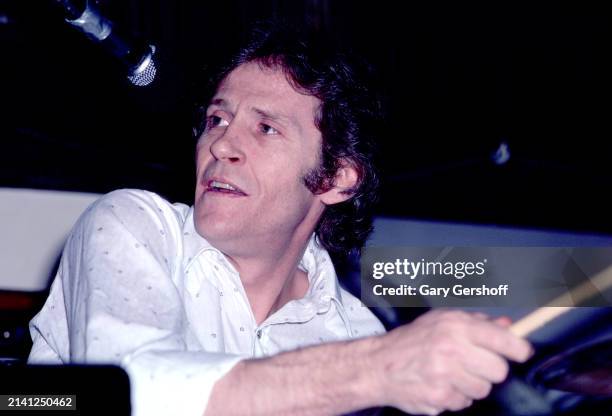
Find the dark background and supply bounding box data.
[2,0,611,235]
[2,2,612,414]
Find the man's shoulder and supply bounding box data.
[95,189,188,212]
[73,189,191,241]
[86,189,190,222]
[339,287,386,337]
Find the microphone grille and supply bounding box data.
[127,45,157,87]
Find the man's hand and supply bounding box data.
[369,310,533,415]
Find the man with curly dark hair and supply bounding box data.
[29,23,532,416]
[194,25,382,260]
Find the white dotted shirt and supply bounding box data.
[28,189,385,416]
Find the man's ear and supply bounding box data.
[319,161,360,205]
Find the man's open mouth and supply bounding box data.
[206,179,248,196]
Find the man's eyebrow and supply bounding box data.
[253,107,300,131]
[207,98,227,109]
[207,99,303,132]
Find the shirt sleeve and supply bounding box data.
[28,189,243,416]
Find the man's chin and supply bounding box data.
[194,217,242,245]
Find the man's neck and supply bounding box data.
[224,236,312,325]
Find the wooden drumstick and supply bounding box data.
[510,262,612,338]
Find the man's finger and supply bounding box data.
[493,315,512,328]
[468,320,533,363]
[463,345,510,384]
[451,369,494,399]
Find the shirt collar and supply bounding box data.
[299,234,344,309]
[181,207,346,314]
[181,207,219,267]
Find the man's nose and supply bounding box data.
[209,123,245,164]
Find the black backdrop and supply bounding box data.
[2,0,612,234]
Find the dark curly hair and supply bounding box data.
[196,22,382,258]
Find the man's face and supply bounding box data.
[194,62,325,255]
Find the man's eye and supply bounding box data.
[260,124,279,135]
[205,115,228,130]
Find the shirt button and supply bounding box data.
[256,329,262,339]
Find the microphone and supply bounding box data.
[55,0,157,86]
